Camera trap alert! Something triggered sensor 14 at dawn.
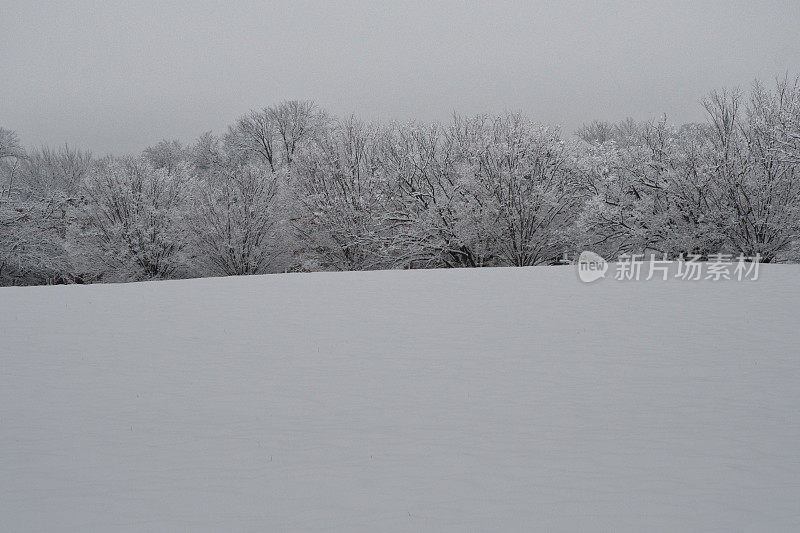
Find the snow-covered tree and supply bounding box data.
[75,157,189,281]
[0,131,81,285]
[0,128,25,198]
[769,76,800,165]
[187,163,288,276]
[578,118,722,258]
[144,140,187,174]
[291,117,392,270]
[3,78,800,286]
[0,198,75,285]
[702,83,800,261]
[15,145,91,199]
[382,121,488,268]
[0,128,23,161]
[454,113,582,266]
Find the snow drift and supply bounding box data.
[2,265,800,531]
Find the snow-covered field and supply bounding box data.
[2,266,800,531]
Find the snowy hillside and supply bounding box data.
[2,265,800,531]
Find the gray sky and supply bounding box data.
[2,0,799,155]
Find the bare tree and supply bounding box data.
[227,109,278,171]
[270,100,322,168]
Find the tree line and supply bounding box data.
[2,78,799,286]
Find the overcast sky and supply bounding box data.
[2,0,799,155]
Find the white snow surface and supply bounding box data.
[2,265,800,531]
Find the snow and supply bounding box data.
[2,265,800,531]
